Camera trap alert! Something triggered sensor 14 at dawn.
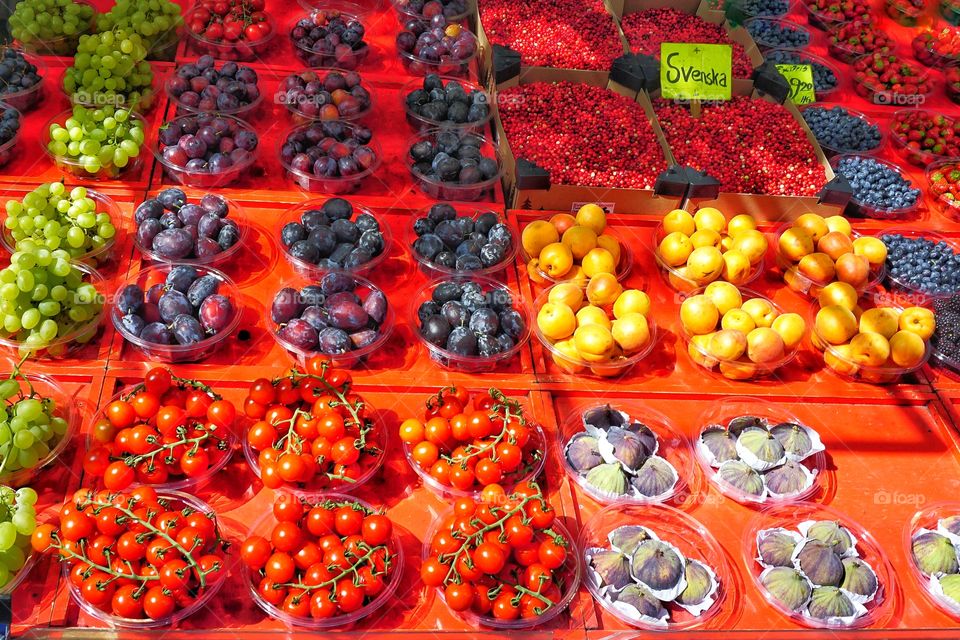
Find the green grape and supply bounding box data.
[0,522,15,551]
[47,106,143,178]
[15,488,36,506]
[10,510,32,536]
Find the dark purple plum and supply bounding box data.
[301,305,329,330]
[165,265,198,293]
[271,287,303,324]
[320,272,355,294]
[120,314,145,336]
[349,329,379,348]
[195,237,221,257]
[140,322,173,344]
[199,294,234,332]
[135,199,163,223]
[171,314,205,345]
[117,284,144,315]
[328,300,368,331]
[446,325,476,355]
[317,327,351,354]
[136,219,162,248]
[152,228,194,259]
[362,290,387,324]
[279,318,319,350]
[420,315,451,346]
[186,275,220,307]
[158,290,192,323]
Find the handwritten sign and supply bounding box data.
[776,64,815,105]
[660,43,732,101]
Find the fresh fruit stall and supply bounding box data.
[3,0,960,637]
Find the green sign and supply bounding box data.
[776,64,815,105]
[660,43,732,101]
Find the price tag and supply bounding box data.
[571,202,614,214]
[660,43,732,101]
[775,64,815,105]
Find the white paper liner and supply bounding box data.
[697,426,738,468]
[675,559,720,617]
[629,538,688,601]
[797,520,860,558]
[755,527,805,569]
[802,587,868,626]
[607,525,657,555]
[769,421,826,463]
[764,461,817,499]
[912,527,960,577]
[610,586,670,628]
[735,428,788,472]
[585,546,632,595]
[714,460,768,502]
[627,455,679,502]
[937,517,960,547]
[931,573,960,615]
[838,557,879,605]
[758,565,812,612]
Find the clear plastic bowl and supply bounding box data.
[407,129,501,201]
[291,10,370,70]
[766,49,840,100]
[411,275,531,372]
[279,199,391,278]
[244,493,404,629]
[743,502,895,629]
[0,371,78,487]
[0,547,37,595]
[269,272,394,370]
[278,68,373,124]
[0,187,121,270]
[153,113,258,189]
[165,72,263,118]
[391,0,472,22]
[64,490,230,628]
[886,0,925,25]
[400,76,494,134]
[651,221,765,294]
[741,0,790,17]
[134,194,249,267]
[397,28,479,77]
[43,109,147,181]
[889,110,960,169]
[424,513,580,628]
[242,413,386,494]
[926,160,960,221]
[0,103,21,171]
[532,284,658,379]
[694,397,827,505]
[0,48,45,113]
[878,226,960,304]
[744,18,812,51]
[810,298,932,384]
[800,0,868,29]
[826,21,893,64]
[776,224,886,298]
[579,503,730,631]
[402,392,546,498]
[184,10,277,62]
[0,261,104,360]
[559,403,692,506]
[905,502,960,620]
[519,226,633,286]
[111,263,241,363]
[831,154,922,219]
[86,384,236,492]
[279,122,382,194]
[63,72,159,114]
[407,206,516,278]
[798,105,883,157]
[852,56,934,107]
[13,0,97,56]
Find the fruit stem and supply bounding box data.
[512,584,555,612]
[275,542,391,600]
[121,372,221,402]
[289,366,372,451]
[125,423,224,470]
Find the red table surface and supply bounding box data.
[8,0,960,637]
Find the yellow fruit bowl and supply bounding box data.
[810,298,932,384]
[532,281,658,379]
[679,287,803,381]
[651,208,767,294]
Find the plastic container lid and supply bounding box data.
[400,76,494,133]
[63,490,231,628]
[424,511,581,628]
[278,121,382,194]
[153,113,258,189]
[134,194,249,267]
[411,275,531,373]
[406,129,501,201]
[743,502,896,629]
[43,108,147,182]
[651,220,764,294]
[278,198,392,279]
[244,493,404,628]
[85,383,236,492]
[111,263,241,363]
[0,371,78,487]
[269,271,394,370]
[830,154,922,220]
[579,503,731,630]
[744,17,812,50]
[0,187,121,269]
[679,287,800,380]
[531,284,658,379]
[401,389,546,498]
[407,205,516,278]
[558,402,692,506]
[905,501,960,620]
[0,260,105,360]
[694,396,828,505]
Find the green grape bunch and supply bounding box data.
[47,104,145,178]
[10,0,96,56]
[0,247,104,355]
[0,485,39,587]
[62,29,155,112]
[97,0,184,60]
[4,184,117,264]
